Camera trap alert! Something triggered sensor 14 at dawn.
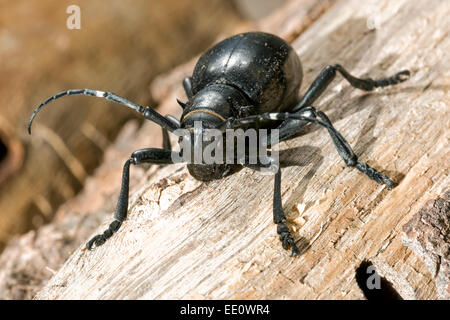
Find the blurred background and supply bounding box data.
[0,0,287,252]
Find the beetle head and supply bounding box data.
[180,86,233,129]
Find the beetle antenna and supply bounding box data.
[28,89,178,134]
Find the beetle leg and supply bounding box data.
[228,109,394,188]
[308,108,394,188]
[273,168,300,257]
[269,107,316,143]
[272,107,394,188]
[160,115,181,150]
[294,65,410,112]
[182,77,194,100]
[162,128,172,150]
[165,114,180,128]
[86,148,174,250]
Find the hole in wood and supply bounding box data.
[0,128,24,185]
[0,137,7,162]
[355,261,403,300]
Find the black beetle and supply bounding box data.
[28,32,410,256]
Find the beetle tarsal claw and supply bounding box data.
[396,70,411,81]
[86,235,105,250]
[277,223,300,257]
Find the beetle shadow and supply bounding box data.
[278,145,323,252]
[357,79,450,186]
[293,236,311,256]
[279,146,322,207]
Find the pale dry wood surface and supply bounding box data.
[0,0,331,300]
[33,0,449,299]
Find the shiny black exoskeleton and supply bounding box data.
[180,33,302,181]
[28,32,410,256]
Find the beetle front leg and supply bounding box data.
[275,107,394,188]
[86,148,174,250]
[273,168,300,257]
[309,108,394,188]
[226,109,394,188]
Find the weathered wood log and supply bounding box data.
[2,0,450,300]
[0,0,242,250]
[0,0,330,300]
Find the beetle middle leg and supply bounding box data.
[86,148,174,250]
[274,168,300,256]
[246,162,300,256]
[294,65,410,111]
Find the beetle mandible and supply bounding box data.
[28,32,410,256]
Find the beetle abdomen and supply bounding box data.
[192,32,303,113]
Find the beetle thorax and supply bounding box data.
[180,84,249,129]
